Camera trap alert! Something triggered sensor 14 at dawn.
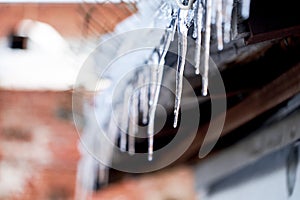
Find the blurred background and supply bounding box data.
[0,2,134,199]
[0,1,196,199]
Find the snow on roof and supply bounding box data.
[0,19,83,90]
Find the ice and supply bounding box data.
[241,0,251,19]
[186,7,195,27]
[216,0,224,50]
[147,14,177,160]
[98,164,109,187]
[96,107,120,187]
[76,102,106,199]
[137,72,143,113]
[75,154,98,200]
[175,0,194,10]
[147,50,160,160]
[75,2,247,195]
[140,71,149,124]
[192,2,198,39]
[174,8,189,128]
[120,87,131,152]
[149,50,160,106]
[128,87,139,155]
[159,21,176,65]
[147,62,164,161]
[224,0,234,43]
[97,116,119,186]
[194,0,204,75]
[211,0,217,24]
[202,0,213,96]
[170,8,179,42]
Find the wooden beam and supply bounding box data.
[178,62,300,163]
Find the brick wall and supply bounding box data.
[0,90,196,200]
[0,90,79,199]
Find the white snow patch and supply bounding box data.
[0,19,85,90]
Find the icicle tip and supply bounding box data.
[148,154,153,161]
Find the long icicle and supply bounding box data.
[147,50,159,160]
[137,72,143,114]
[202,0,212,96]
[148,18,176,161]
[192,2,198,39]
[141,70,149,124]
[149,52,159,106]
[99,115,117,186]
[241,0,251,19]
[128,86,138,155]
[216,0,224,50]
[98,164,109,187]
[147,63,162,161]
[171,8,178,42]
[194,0,203,75]
[224,0,234,43]
[211,0,217,25]
[120,86,131,152]
[174,8,189,128]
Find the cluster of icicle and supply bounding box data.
[121,0,251,161]
[120,16,177,161]
[76,0,251,199]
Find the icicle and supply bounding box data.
[202,0,212,96]
[194,0,203,75]
[75,102,103,200]
[211,0,217,25]
[171,18,178,42]
[147,61,165,161]
[140,70,149,124]
[175,0,193,10]
[147,13,178,161]
[231,1,238,41]
[241,0,251,19]
[128,87,138,155]
[193,20,198,39]
[147,65,163,161]
[149,66,156,107]
[170,7,178,42]
[138,72,143,113]
[75,154,98,200]
[160,24,175,65]
[216,0,224,50]
[98,164,109,187]
[147,60,162,161]
[120,86,131,152]
[98,114,118,186]
[147,63,158,161]
[224,0,234,43]
[174,8,189,128]
[149,50,160,106]
[147,51,159,161]
[192,1,198,39]
[186,7,195,26]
